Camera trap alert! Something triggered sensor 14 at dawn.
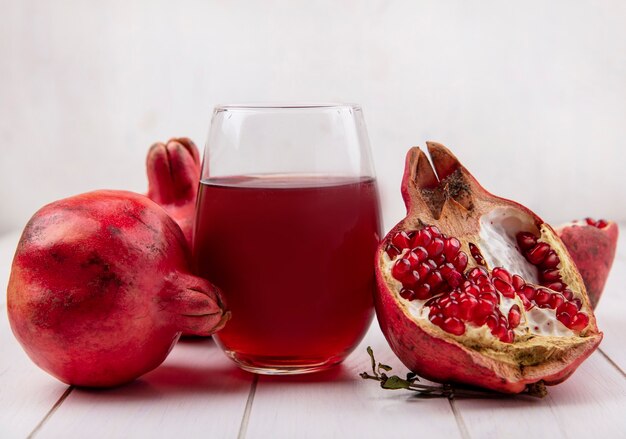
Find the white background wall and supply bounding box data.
[1,0,625,234]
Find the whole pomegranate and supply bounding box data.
[556,218,618,309]
[146,137,201,246]
[375,143,602,393]
[7,190,229,387]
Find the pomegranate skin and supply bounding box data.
[7,190,228,387]
[375,143,602,394]
[557,220,619,309]
[146,137,201,246]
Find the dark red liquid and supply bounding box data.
[193,175,381,371]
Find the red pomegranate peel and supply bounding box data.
[146,137,201,246]
[8,190,229,387]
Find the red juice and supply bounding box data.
[192,175,381,372]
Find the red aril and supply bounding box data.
[556,218,619,309]
[375,143,602,393]
[7,190,229,387]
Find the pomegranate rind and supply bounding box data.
[146,137,201,246]
[556,221,618,309]
[7,190,227,387]
[375,144,603,393]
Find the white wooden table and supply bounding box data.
[1,227,625,439]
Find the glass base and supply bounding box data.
[223,350,344,375]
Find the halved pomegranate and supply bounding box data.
[375,143,602,393]
[556,218,619,309]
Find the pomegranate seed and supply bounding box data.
[520,285,536,300]
[541,269,561,283]
[452,251,468,272]
[492,325,508,340]
[485,314,499,331]
[427,238,445,257]
[426,271,444,289]
[527,243,550,265]
[571,298,582,310]
[534,288,551,307]
[440,264,462,287]
[417,262,432,279]
[443,237,461,260]
[406,248,428,267]
[392,259,411,279]
[429,312,444,326]
[492,267,512,284]
[479,292,499,305]
[468,267,488,280]
[545,281,565,292]
[473,300,495,321]
[549,293,565,309]
[540,251,560,269]
[596,219,608,228]
[520,294,532,310]
[431,254,445,266]
[412,229,433,248]
[585,217,596,226]
[516,232,538,251]
[511,274,525,290]
[562,289,574,300]
[443,301,461,318]
[493,278,515,298]
[426,259,438,270]
[557,312,571,327]
[385,244,401,258]
[475,275,490,286]
[480,283,496,294]
[438,296,451,307]
[459,297,477,320]
[446,271,463,288]
[400,288,416,301]
[463,283,480,297]
[392,231,412,249]
[441,317,465,336]
[425,225,441,237]
[557,301,578,317]
[569,312,589,330]
[469,243,485,266]
[401,270,420,288]
[414,284,432,300]
[508,305,521,328]
[501,329,515,343]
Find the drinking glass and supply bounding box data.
[193,104,381,374]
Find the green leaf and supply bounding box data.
[380,375,413,390]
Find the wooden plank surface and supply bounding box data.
[245,324,463,439]
[593,231,626,371]
[34,338,254,439]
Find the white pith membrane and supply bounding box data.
[380,207,595,364]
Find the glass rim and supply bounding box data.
[214,102,361,111]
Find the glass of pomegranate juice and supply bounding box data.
[193,104,382,374]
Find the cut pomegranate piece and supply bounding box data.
[375,143,602,393]
[146,137,201,247]
[556,218,619,309]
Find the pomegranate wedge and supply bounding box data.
[375,143,602,393]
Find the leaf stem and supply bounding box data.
[360,346,547,399]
